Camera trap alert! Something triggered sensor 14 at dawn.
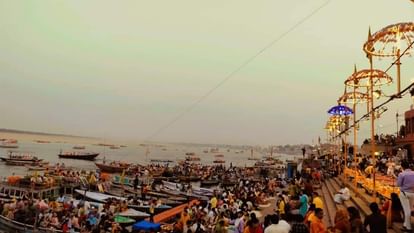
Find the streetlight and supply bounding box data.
[363,22,414,96]
[327,104,353,180]
[345,68,392,201]
[339,77,369,186]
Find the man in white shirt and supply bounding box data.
[264,214,291,233]
[334,184,350,204]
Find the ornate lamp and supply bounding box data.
[345,68,393,200]
[363,22,414,94]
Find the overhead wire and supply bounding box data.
[145,0,333,141]
[331,39,414,139]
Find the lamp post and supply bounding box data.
[345,69,392,201]
[328,104,353,180]
[363,22,414,96]
[339,80,369,186]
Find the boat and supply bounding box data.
[58,151,99,160]
[34,140,50,143]
[95,162,130,173]
[200,179,220,186]
[0,151,42,162]
[248,149,260,160]
[120,145,127,148]
[110,146,120,149]
[0,143,18,149]
[150,159,174,163]
[185,155,201,162]
[162,181,214,197]
[75,189,125,202]
[6,160,48,166]
[75,189,172,213]
[117,209,150,219]
[0,215,62,233]
[214,154,224,158]
[213,159,225,164]
[178,175,201,182]
[72,145,85,149]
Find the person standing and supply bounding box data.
[397,160,414,232]
[364,202,386,233]
[299,190,308,217]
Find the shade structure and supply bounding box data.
[363,22,414,57]
[327,105,353,116]
[344,69,392,87]
[338,91,369,105]
[132,220,161,231]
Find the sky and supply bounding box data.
[0,1,413,146]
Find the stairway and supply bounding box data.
[323,176,400,233]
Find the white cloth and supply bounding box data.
[334,188,350,203]
[399,191,414,230]
[264,221,291,233]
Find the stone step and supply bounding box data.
[321,183,335,227]
[335,177,399,233]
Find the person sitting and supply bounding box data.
[334,184,350,204]
[381,192,403,227]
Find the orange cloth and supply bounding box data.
[310,218,326,233]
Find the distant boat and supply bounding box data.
[0,151,42,162]
[214,154,224,158]
[0,142,18,149]
[72,146,85,150]
[58,151,99,160]
[120,145,127,148]
[110,146,120,149]
[34,140,50,144]
[213,159,225,164]
[150,159,174,163]
[248,149,260,160]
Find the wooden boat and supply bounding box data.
[5,160,48,166]
[75,189,172,213]
[95,162,130,173]
[0,143,18,149]
[213,159,225,164]
[72,145,85,149]
[0,215,62,233]
[110,146,120,149]
[200,179,220,186]
[75,189,125,202]
[150,159,174,163]
[0,151,41,162]
[178,176,200,182]
[214,154,224,158]
[162,181,214,197]
[118,209,150,219]
[34,140,50,143]
[221,179,238,186]
[58,151,99,160]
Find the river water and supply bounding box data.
[0,133,302,177]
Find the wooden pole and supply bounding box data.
[369,56,377,202]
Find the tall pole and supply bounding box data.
[396,49,401,96]
[397,112,399,137]
[353,86,358,187]
[369,56,377,202]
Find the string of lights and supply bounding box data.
[331,39,414,139]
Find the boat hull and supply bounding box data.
[95,163,128,173]
[58,153,99,160]
[0,215,62,233]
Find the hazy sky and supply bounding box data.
[0,1,413,145]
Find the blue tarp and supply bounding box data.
[132,220,161,231]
